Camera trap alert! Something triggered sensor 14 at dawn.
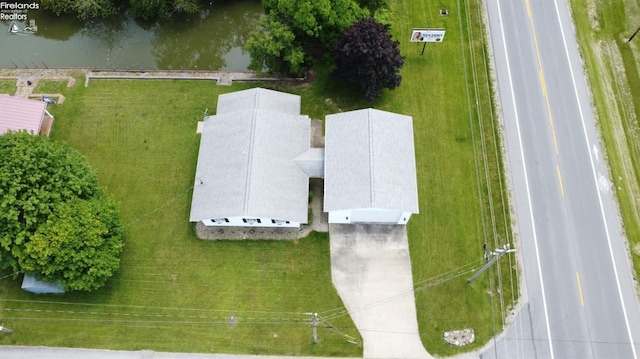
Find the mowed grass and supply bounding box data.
[33,79,70,94]
[391,0,516,355]
[569,1,640,282]
[0,79,361,356]
[0,80,17,94]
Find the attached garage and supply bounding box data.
[350,209,403,223]
[323,109,419,225]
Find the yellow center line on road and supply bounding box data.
[526,0,560,154]
[576,271,585,306]
[539,70,559,154]
[557,165,565,196]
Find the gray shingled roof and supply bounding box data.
[189,89,311,223]
[0,95,46,135]
[216,87,301,115]
[324,108,419,213]
[294,148,325,178]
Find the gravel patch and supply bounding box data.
[195,221,313,240]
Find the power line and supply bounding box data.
[123,185,193,228]
[319,261,484,322]
[0,298,308,316]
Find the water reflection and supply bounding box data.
[0,0,262,71]
[153,3,261,70]
[30,8,84,41]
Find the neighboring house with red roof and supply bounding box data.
[0,95,54,136]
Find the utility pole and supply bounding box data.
[468,244,515,284]
[304,312,319,344]
[312,313,318,344]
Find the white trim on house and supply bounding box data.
[201,217,299,228]
[328,209,413,225]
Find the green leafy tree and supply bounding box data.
[0,132,123,291]
[248,0,369,75]
[40,0,199,20]
[129,0,199,20]
[330,17,404,100]
[21,197,124,292]
[40,0,117,19]
[355,0,388,12]
[246,16,306,75]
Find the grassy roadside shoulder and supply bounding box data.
[390,0,516,355]
[569,0,640,277]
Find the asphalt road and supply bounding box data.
[481,0,640,358]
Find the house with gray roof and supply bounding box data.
[189,89,418,230]
[324,108,419,224]
[189,88,323,228]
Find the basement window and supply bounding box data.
[271,219,290,225]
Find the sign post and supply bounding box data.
[410,28,446,55]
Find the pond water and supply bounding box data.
[0,0,262,71]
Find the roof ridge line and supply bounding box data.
[243,96,260,216]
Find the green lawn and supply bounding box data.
[392,0,516,355]
[0,79,361,356]
[0,0,516,356]
[0,80,17,94]
[33,79,70,94]
[569,0,640,284]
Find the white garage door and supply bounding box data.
[350,209,402,223]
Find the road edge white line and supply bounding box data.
[551,0,638,357]
[496,0,555,357]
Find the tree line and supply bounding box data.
[40,0,200,20]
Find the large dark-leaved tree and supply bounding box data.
[330,17,404,100]
[0,131,124,292]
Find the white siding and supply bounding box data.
[328,210,352,224]
[201,217,300,228]
[328,209,413,225]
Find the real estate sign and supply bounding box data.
[410,28,446,43]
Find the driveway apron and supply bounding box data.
[329,224,432,359]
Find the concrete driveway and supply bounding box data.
[329,224,432,359]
